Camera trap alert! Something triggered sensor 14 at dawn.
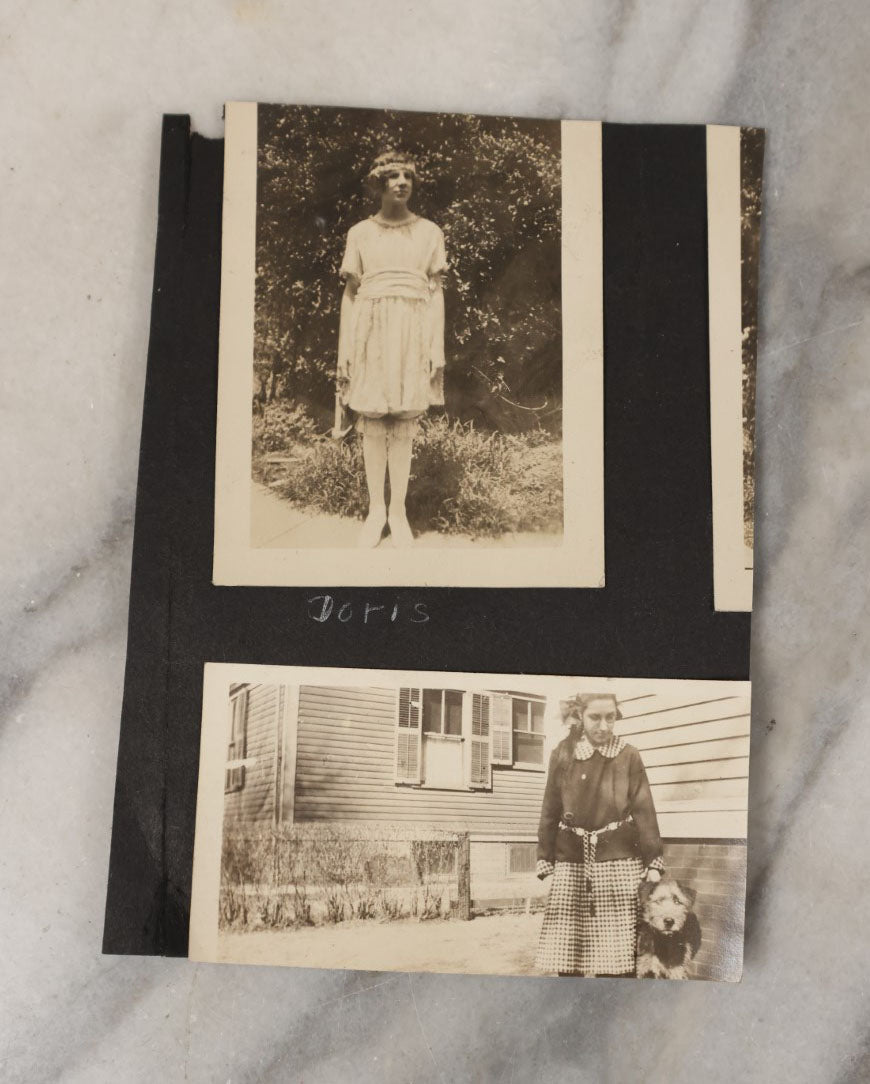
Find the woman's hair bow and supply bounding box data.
[558,692,622,723]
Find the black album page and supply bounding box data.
[103,108,760,984]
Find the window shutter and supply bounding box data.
[490,693,513,765]
[468,693,492,789]
[396,686,422,783]
[226,688,248,792]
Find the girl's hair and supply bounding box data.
[552,692,621,774]
[364,149,419,195]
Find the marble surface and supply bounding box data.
[2,1,869,1081]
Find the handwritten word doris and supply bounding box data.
[307,595,430,625]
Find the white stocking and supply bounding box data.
[387,431,413,520]
[362,428,388,517]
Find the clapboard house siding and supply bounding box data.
[294,685,546,832]
[223,684,281,826]
[223,684,750,844]
[619,692,749,981]
[617,693,750,839]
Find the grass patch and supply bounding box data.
[253,404,562,538]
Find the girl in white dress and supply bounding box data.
[337,151,447,547]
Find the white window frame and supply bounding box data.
[421,688,465,738]
[510,695,547,771]
[419,687,466,791]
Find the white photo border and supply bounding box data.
[212,103,605,587]
[190,661,750,967]
[708,125,753,612]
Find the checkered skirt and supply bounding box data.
[535,857,645,976]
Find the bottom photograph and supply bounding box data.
[190,665,751,982]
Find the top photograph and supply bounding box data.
[214,102,605,587]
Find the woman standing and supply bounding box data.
[535,692,665,977]
[337,150,447,547]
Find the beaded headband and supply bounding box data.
[367,156,418,181]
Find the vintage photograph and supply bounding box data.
[213,103,604,587]
[740,127,764,562]
[708,124,765,611]
[191,665,750,981]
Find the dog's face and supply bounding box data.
[638,878,696,934]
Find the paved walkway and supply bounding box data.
[252,484,363,548]
[252,484,561,549]
[219,912,545,976]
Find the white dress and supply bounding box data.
[339,215,447,419]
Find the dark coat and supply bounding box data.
[537,738,663,867]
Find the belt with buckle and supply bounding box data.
[557,815,634,918]
[558,814,632,841]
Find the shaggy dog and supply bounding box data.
[636,878,702,979]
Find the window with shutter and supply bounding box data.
[395,686,422,784]
[422,689,464,735]
[468,693,491,788]
[511,696,546,768]
[225,687,248,793]
[490,693,513,765]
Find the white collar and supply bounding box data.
[574,735,625,761]
[370,213,419,229]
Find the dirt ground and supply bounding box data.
[219,912,546,977]
[251,484,561,550]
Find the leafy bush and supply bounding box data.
[220,826,460,930]
[417,885,448,921]
[376,892,408,920]
[408,417,561,536]
[252,400,319,456]
[264,414,562,538]
[324,892,345,924]
[411,840,457,880]
[220,831,315,931]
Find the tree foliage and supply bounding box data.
[254,105,562,432]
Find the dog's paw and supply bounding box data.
[636,953,667,980]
